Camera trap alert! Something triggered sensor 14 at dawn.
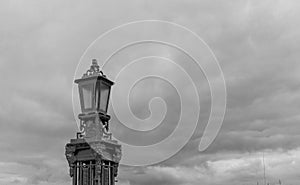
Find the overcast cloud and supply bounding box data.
[0,0,300,185]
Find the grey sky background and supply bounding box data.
[0,0,300,185]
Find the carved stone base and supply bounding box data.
[65,138,121,185]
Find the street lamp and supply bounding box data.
[75,59,114,115]
[65,59,121,185]
[75,59,114,138]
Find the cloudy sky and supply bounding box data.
[1,0,300,185]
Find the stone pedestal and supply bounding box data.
[65,138,121,185]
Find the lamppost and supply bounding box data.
[65,59,121,185]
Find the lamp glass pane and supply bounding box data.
[82,84,93,109]
[99,82,110,112]
[95,82,100,110]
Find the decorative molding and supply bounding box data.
[65,144,76,177]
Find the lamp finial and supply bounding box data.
[82,59,105,77]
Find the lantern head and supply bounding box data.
[75,59,114,115]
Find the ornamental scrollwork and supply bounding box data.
[82,59,106,78]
